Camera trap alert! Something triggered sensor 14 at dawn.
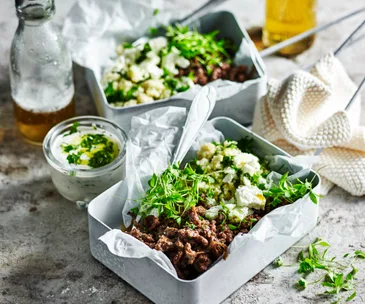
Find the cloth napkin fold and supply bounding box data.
[253,53,365,196]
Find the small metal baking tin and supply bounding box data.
[85,11,267,131]
[88,116,320,304]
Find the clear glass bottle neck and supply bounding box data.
[16,0,55,26]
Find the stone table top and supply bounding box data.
[1,0,365,303]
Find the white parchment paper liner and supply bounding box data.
[62,0,264,102]
[99,105,319,278]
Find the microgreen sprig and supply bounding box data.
[264,172,321,207]
[274,238,365,303]
[135,163,215,225]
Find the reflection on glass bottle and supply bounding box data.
[10,0,75,144]
[263,0,317,56]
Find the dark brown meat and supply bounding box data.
[155,235,174,252]
[209,240,228,259]
[143,215,160,231]
[178,59,249,86]
[193,253,212,273]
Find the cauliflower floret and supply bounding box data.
[233,153,261,176]
[149,37,168,53]
[211,155,223,170]
[197,158,209,170]
[112,56,126,72]
[175,56,190,69]
[161,46,190,75]
[240,174,251,186]
[222,167,237,183]
[222,182,235,200]
[137,93,154,104]
[160,89,172,99]
[235,185,266,210]
[112,81,119,91]
[228,207,250,223]
[224,140,237,147]
[197,143,216,160]
[118,79,133,92]
[142,79,165,98]
[198,181,209,191]
[140,52,163,79]
[123,47,141,64]
[205,205,222,220]
[123,99,137,107]
[206,197,217,208]
[128,65,148,82]
[224,147,241,157]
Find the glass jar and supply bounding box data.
[43,116,128,205]
[263,0,317,56]
[10,0,75,144]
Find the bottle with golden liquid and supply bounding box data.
[10,0,75,145]
[263,0,317,56]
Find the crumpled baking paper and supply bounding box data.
[62,0,264,102]
[98,105,320,278]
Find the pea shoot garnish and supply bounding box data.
[274,238,365,303]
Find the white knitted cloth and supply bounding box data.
[253,53,365,196]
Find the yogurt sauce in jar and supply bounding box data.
[43,116,127,206]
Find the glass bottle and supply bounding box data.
[263,0,317,56]
[10,0,75,145]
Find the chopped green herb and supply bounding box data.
[62,133,119,168]
[153,8,159,16]
[63,122,80,137]
[150,27,158,36]
[278,238,365,303]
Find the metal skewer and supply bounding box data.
[304,19,365,70]
[314,76,365,156]
[259,7,365,58]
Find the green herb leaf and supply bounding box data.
[354,250,365,258]
[64,122,80,137]
[346,291,356,302]
[273,256,283,267]
[153,8,159,15]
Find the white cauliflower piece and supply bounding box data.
[206,197,217,208]
[142,79,165,98]
[112,81,119,91]
[123,99,137,107]
[197,158,209,170]
[205,205,222,220]
[224,148,241,157]
[211,155,223,170]
[118,79,133,92]
[149,37,168,53]
[228,207,250,223]
[137,93,154,104]
[123,47,141,64]
[197,143,216,160]
[235,185,266,210]
[128,65,147,83]
[161,46,190,75]
[222,167,237,183]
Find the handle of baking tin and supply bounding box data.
[172,86,217,164]
[259,7,365,58]
[178,0,229,25]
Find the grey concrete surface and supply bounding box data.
[1,0,365,303]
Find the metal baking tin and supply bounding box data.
[88,116,320,304]
[85,11,267,131]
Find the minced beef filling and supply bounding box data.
[126,204,263,280]
[178,58,250,86]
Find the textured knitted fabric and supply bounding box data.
[252,53,364,196]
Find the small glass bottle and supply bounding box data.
[263,0,317,56]
[10,0,75,145]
